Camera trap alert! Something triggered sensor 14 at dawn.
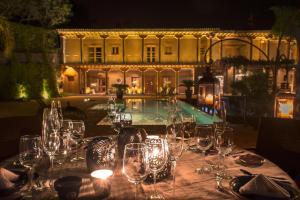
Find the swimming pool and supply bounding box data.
[93,99,220,126]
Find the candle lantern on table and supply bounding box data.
[198,66,220,115]
[274,83,295,119]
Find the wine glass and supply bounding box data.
[123,143,149,200]
[42,108,60,169]
[70,120,85,162]
[213,100,227,128]
[56,120,73,163]
[182,114,197,151]
[195,124,213,174]
[51,100,63,127]
[19,135,42,197]
[145,138,168,199]
[165,113,184,197]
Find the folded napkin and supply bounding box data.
[0,168,19,190]
[239,174,290,199]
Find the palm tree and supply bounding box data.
[271,6,300,118]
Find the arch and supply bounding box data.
[203,38,270,63]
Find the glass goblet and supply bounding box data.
[123,143,149,200]
[195,124,213,174]
[166,122,184,197]
[145,138,168,200]
[70,120,85,162]
[19,135,42,198]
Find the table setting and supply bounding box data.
[0,99,299,200]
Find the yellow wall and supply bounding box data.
[62,31,297,65]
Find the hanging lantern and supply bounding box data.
[64,66,77,81]
[274,83,295,119]
[198,67,220,115]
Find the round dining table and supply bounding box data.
[1,145,299,200]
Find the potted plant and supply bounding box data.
[181,80,194,102]
[112,84,129,99]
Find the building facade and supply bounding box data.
[57,28,298,95]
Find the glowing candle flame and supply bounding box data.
[91,169,113,180]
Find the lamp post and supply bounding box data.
[274,83,295,119]
[197,66,220,115]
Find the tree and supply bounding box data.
[0,0,72,27]
[271,6,300,118]
[231,72,271,118]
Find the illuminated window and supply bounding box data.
[88,47,102,63]
[146,46,156,63]
[165,46,172,55]
[112,46,119,55]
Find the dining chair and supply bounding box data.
[256,117,300,185]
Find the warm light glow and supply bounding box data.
[41,79,50,99]
[64,66,77,78]
[91,169,113,180]
[277,100,293,119]
[17,84,28,99]
[205,94,214,105]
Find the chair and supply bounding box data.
[256,117,300,183]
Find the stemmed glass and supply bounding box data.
[42,108,60,170]
[165,112,184,197]
[123,143,149,200]
[19,135,42,197]
[195,124,214,174]
[51,100,63,127]
[215,127,235,190]
[70,120,85,162]
[214,100,227,128]
[182,114,197,151]
[57,120,73,163]
[145,138,169,199]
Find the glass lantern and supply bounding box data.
[198,67,220,115]
[274,83,295,119]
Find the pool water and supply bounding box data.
[92,99,220,126]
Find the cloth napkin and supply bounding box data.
[239,174,290,199]
[0,168,19,190]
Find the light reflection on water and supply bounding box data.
[91,99,219,125]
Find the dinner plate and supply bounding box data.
[229,176,300,200]
[0,168,28,197]
[236,154,265,167]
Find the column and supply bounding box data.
[104,68,110,95]
[193,34,201,63]
[77,34,85,64]
[208,33,215,62]
[139,67,146,94]
[139,34,147,63]
[174,67,180,94]
[218,36,225,60]
[78,68,82,93]
[155,67,162,95]
[156,34,164,63]
[248,36,255,61]
[175,34,183,63]
[120,34,128,63]
[121,67,128,85]
[83,69,87,94]
[287,38,291,59]
[100,34,108,63]
[59,34,66,64]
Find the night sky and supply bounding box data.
[66,0,300,30]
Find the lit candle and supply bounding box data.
[91,170,113,198]
[91,169,113,180]
[205,94,214,105]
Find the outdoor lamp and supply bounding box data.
[198,67,220,115]
[274,83,295,119]
[64,66,77,81]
